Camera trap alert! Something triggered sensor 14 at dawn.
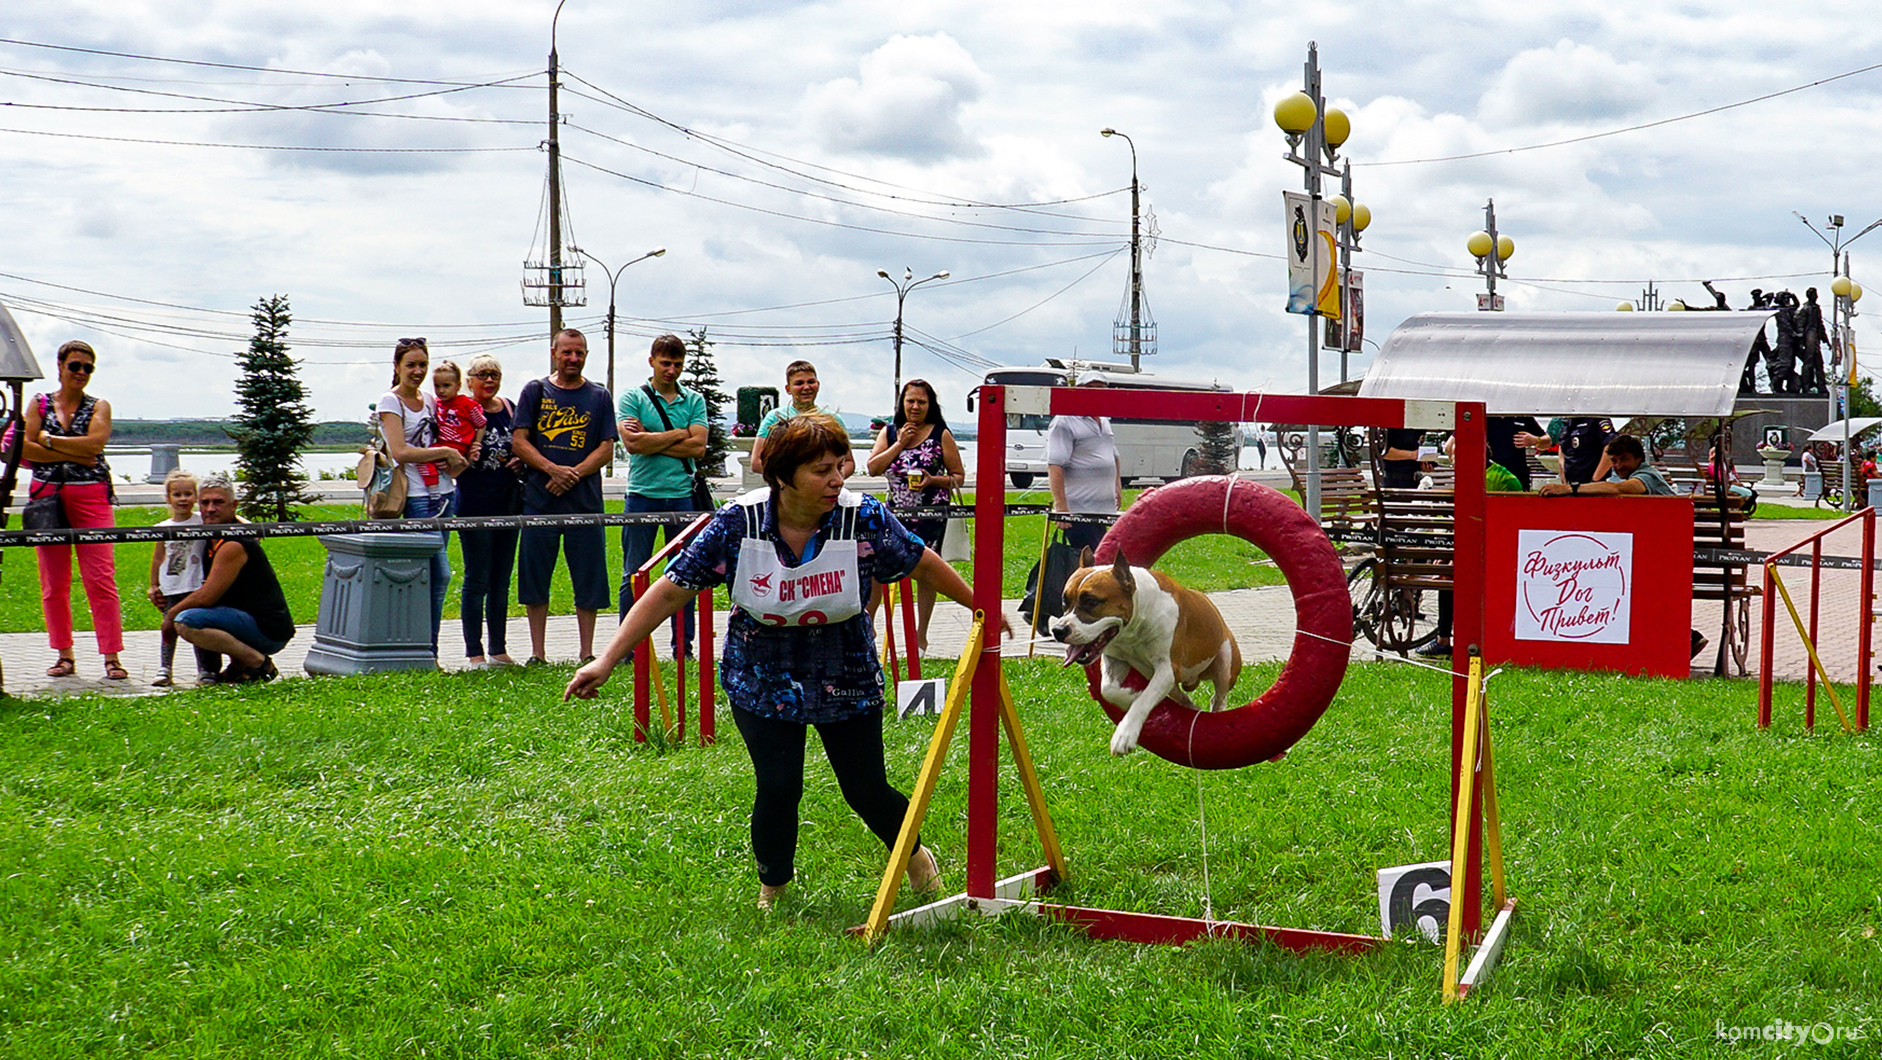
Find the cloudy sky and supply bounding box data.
[3,1,1880,426]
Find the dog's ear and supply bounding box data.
[1110,549,1134,594]
[1079,546,1095,569]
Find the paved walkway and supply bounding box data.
[4,507,1872,700]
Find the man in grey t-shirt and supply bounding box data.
[1536,434,1672,497]
[1044,377,1121,551]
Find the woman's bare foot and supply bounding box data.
[758,883,788,911]
[491,654,517,667]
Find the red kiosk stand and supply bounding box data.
[1482,496,1695,679]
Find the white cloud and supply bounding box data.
[1478,39,1660,128]
[801,33,990,161]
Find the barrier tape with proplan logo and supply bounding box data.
[0,503,1120,548]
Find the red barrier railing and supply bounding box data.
[878,580,923,684]
[1758,507,1874,732]
[632,512,717,745]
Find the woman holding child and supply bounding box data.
[454,354,523,666]
[567,414,1008,910]
[146,469,221,686]
[23,340,127,680]
[377,337,469,660]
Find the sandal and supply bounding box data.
[46,658,76,678]
[103,660,129,681]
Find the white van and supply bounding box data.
[980,360,1239,488]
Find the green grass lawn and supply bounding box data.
[1,659,1875,1056]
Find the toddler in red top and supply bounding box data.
[433,361,485,470]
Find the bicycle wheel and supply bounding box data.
[1347,557,1384,650]
[1379,584,1441,656]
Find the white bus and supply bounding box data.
[979,360,1239,489]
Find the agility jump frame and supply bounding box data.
[866,386,1499,965]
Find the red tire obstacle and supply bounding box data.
[1082,475,1352,769]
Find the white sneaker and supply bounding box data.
[151,668,173,688]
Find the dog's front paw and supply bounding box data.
[1109,721,1143,756]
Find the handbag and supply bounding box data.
[1018,530,1081,625]
[23,481,67,531]
[362,446,408,520]
[640,384,714,511]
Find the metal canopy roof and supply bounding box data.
[0,299,45,383]
[1359,311,1775,418]
[1807,417,1882,444]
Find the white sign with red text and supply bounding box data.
[1515,530,1633,644]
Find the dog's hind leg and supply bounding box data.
[1207,638,1237,711]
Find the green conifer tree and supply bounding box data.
[683,327,732,479]
[229,294,317,520]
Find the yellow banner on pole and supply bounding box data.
[1284,191,1340,318]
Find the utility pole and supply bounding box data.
[879,267,950,411]
[546,0,569,341]
[1101,128,1154,371]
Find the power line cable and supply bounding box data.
[948,247,1126,339]
[562,154,1122,248]
[0,37,541,88]
[1364,59,1882,167]
[561,72,1125,217]
[564,120,1123,238]
[0,65,538,115]
[0,124,534,154]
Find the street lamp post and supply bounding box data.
[578,246,668,401]
[1100,127,1150,371]
[1273,42,1352,523]
[1797,212,1881,511]
[1326,166,1370,382]
[1467,201,1514,311]
[878,267,949,412]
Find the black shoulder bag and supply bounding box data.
[641,385,714,511]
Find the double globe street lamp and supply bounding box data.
[880,267,949,412]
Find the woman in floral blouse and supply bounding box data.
[866,379,965,654]
[567,413,1005,910]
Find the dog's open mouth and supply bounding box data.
[1060,628,1117,668]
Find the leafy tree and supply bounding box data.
[229,295,317,520]
[1195,420,1240,475]
[683,327,732,478]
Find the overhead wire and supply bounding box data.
[0,124,534,153]
[950,247,1126,339]
[562,154,1122,248]
[564,120,1124,238]
[0,38,540,87]
[1364,58,1882,167]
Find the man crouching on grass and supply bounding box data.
[164,473,295,683]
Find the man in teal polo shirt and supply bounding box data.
[618,334,709,652]
[748,359,854,478]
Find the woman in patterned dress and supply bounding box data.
[865,379,964,653]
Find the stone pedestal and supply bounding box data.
[146,444,181,484]
[1756,447,1791,488]
[303,532,441,675]
[737,452,765,491]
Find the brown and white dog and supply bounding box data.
[1049,548,1242,756]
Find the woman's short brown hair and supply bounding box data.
[761,412,850,490]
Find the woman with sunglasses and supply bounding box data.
[454,354,523,666]
[378,337,469,660]
[865,379,964,654]
[22,341,127,680]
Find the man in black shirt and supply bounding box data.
[1379,428,1423,489]
[166,473,294,683]
[1487,416,1546,491]
[1553,417,1619,486]
[513,328,617,664]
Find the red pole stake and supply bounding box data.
[1861,512,1874,732]
[968,386,1008,898]
[1449,401,1488,943]
[1808,540,1822,729]
[901,574,923,681]
[632,571,651,742]
[699,589,716,745]
[676,603,689,744]
[881,584,901,686]
[1758,560,1775,728]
